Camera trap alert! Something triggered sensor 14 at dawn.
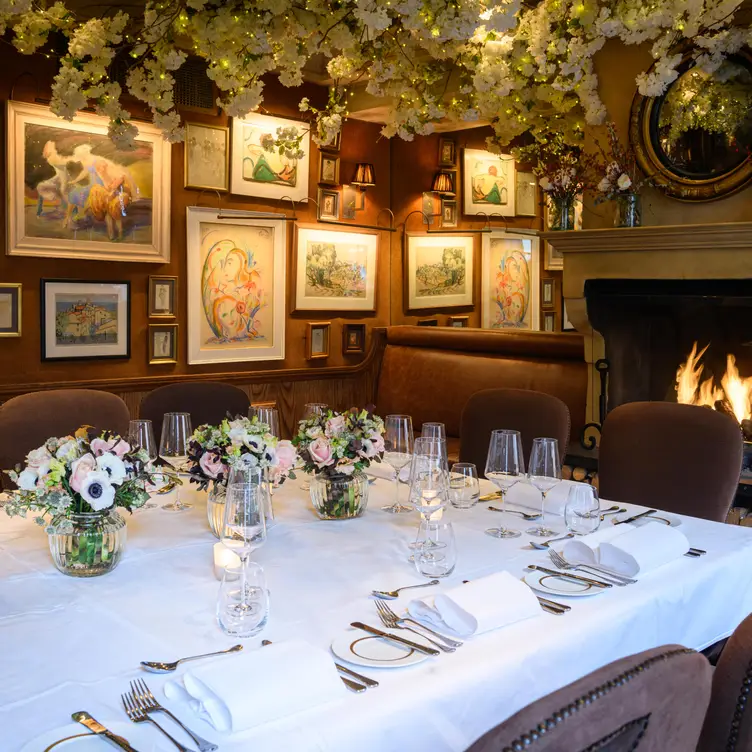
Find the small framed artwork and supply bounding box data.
[541,278,556,309]
[318,188,340,221]
[319,153,340,186]
[463,148,516,216]
[438,137,456,167]
[320,130,341,153]
[543,311,557,332]
[515,170,537,217]
[184,122,229,192]
[418,318,438,326]
[149,323,178,364]
[40,279,130,361]
[441,199,457,228]
[343,323,366,354]
[0,283,21,337]
[148,276,177,318]
[422,192,436,225]
[448,315,468,328]
[342,184,364,219]
[306,321,331,360]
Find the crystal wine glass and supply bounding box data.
[484,429,524,538]
[302,403,328,421]
[128,419,157,508]
[255,406,280,437]
[158,412,193,512]
[382,414,414,514]
[421,422,446,442]
[408,437,450,561]
[526,437,560,537]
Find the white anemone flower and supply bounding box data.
[96,454,127,486]
[17,469,38,491]
[80,471,116,511]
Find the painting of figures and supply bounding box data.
[405,234,474,311]
[7,102,171,263]
[294,226,378,312]
[481,230,540,331]
[230,113,310,201]
[187,207,286,364]
[463,148,516,216]
[184,122,229,191]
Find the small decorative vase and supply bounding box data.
[48,511,127,577]
[548,196,575,231]
[309,471,369,520]
[207,483,227,539]
[614,192,641,227]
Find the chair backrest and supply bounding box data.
[598,401,742,522]
[698,612,752,752]
[0,389,130,485]
[459,388,571,473]
[139,381,250,441]
[466,646,711,752]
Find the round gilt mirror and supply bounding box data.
[629,51,752,201]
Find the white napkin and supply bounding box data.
[562,523,690,577]
[503,479,581,516]
[366,462,409,482]
[407,571,540,637]
[164,640,347,733]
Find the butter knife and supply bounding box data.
[350,622,440,656]
[72,712,139,751]
[479,491,502,501]
[528,565,613,589]
[335,663,379,687]
[612,509,657,525]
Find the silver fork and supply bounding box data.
[375,600,462,651]
[121,691,193,752]
[131,679,217,752]
[548,549,636,585]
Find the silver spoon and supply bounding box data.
[487,505,542,520]
[140,644,243,673]
[372,579,440,600]
[600,506,626,520]
[530,532,575,550]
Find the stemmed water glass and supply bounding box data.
[484,429,524,538]
[158,412,193,512]
[255,406,280,437]
[302,403,328,421]
[526,437,560,537]
[421,422,446,442]
[382,414,414,514]
[128,419,157,508]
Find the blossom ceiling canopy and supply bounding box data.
[4,0,752,148]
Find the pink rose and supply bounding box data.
[70,453,97,493]
[275,440,297,471]
[111,439,131,457]
[309,437,334,468]
[199,452,225,479]
[90,438,116,457]
[325,415,346,437]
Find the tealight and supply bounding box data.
[213,541,242,580]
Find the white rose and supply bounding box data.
[17,469,38,491]
[228,426,249,447]
[617,174,632,190]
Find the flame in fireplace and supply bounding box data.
[676,342,752,423]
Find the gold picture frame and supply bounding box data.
[148,275,177,318]
[319,153,340,186]
[318,188,340,221]
[440,198,457,228]
[184,122,229,192]
[438,137,456,167]
[541,278,556,310]
[306,321,331,360]
[448,315,468,328]
[0,283,22,337]
[543,311,557,332]
[149,323,178,364]
[343,323,366,354]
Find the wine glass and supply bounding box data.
[302,403,328,421]
[382,414,414,514]
[565,483,601,536]
[255,406,280,437]
[421,422,446,442]
[484,429,524,538]
[128,419,157,508]
[408,436,449,521]
[159,412,193,512]
[526,437,560,537]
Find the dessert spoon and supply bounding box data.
[372,579,440,600]
[141,644,243,673]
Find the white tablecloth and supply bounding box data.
[2,477,752,751]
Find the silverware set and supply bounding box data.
[374,600,463,652]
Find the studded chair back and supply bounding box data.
[465,646,711,752]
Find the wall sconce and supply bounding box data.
[431,170,455,196]
[352,163,376,189]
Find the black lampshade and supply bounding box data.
[431,171,455,195]
[352,163,375,187]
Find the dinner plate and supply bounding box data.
[331,629,431,668]
[20,721,165,751]
[523,570,607,598]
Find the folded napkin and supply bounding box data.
[562,522,690,577]
[503,479,582,516]
[407,571,540,638]
[164,640,347,733]
[366,462,410,482]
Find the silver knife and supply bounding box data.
[72,712,139,751]
[536,595,571,612]
[350,621,440,656]
[528,565,612,589]
[335,663,380,687]
[612,509,657,525]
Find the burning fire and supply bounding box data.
[676,342,752,424]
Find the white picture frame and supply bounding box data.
[186,207,286,365]
[462,147,515,217]
[230,112,310,201]
[515,170,537,217]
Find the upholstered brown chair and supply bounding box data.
[0,389,130,486]
[466,645,711,752]
[459,388,571,473]
[139,381,250,441]
[598,401,742,523]
[698,613,752,752]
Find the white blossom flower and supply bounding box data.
[17,469,38,491]
[597,176,611,193]
[617,173,632,191]
[80,471,115,511]
[96,453,127,486]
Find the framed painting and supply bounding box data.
[438,137,456,167]
[186,207,286,365]
[306,322,331,360]
[149,323,178,364]
[7,101,171,263]
[481,230,540,331]
[405,234,474,312]
[448,315,468,327]
[40,279,130,361]
[318,188,340,220]
[343,323,366,354]
[319,153,340,186]
[0,283,21,337]
[515,170,537,217]
[184,122,229,192]
[462,148,515,217]
[320,130,341,153]
[148,275,177,318]
[230,112,311,201]
[541,278,555,309]
[293,225,378,312]
[543,311,557,332]
[440,198,457,228]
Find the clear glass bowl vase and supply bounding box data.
[207,483,227,539]
[309,471,369,519]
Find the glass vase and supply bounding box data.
[309,471,369,519]
[614,192,641,227]
[548,196,575,231]
[207,482,227,538]
[48,511,126,577]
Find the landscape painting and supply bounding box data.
[406,234,474,311]
[294,226,378,312]
[230,113,310,201]
[186,207,286,364]
[463,148,516,216]
[482,230,539,331]
[7,102,171,262]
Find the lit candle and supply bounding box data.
[213,542,242,580]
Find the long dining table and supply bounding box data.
[2,475,752,751]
